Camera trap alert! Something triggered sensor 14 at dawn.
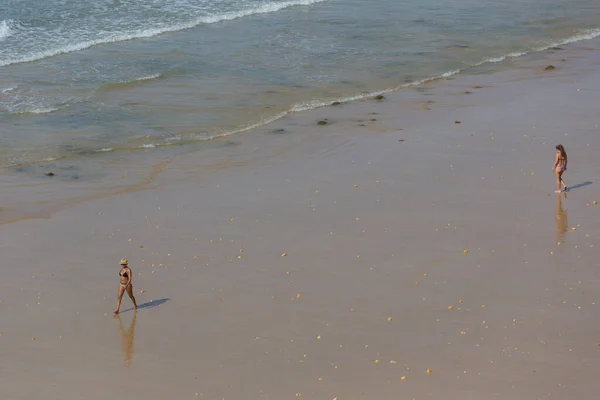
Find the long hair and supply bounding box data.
[556,144,567,159]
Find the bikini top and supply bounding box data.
[119,269,129,278]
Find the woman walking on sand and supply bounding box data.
[553,144,568,193]
[114,258,137,314]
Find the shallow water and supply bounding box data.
[0,0,599,194]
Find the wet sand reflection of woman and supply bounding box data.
[555,193,568,243]
[116,313,137,367]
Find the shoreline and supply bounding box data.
[2,35,600,226]
[2,37,600,399]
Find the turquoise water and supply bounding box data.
[0,0,599,171]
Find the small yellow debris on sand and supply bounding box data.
[354,184,359,188]
[571,227,576,231]
[426,369,432,374]
[463,249,468,254]
[282,253,287,257]
[374,359,380,364]
[296,294,301,299]
[387,317,393,321]
[400,376,407,380]
[448,306,455,310]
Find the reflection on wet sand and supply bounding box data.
[555,193,568,243]
[116,312,137,367]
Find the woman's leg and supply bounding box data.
[126,284,138,310]
[555,169,562,192]
[559,170,566,190]
[114,285,125,314]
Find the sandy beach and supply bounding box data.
[2,39,600,400]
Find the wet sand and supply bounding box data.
[2,41,600,399]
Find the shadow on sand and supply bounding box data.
[567,181,593,191]
[121,298,169,313]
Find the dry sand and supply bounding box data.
[2,40,600,400]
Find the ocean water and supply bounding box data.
[0,0,599,173]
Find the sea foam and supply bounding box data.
[134,73,161,82]
[475,29,600,66]
[15,106,61,115]
[0,0,328,67]
[0,20,12,41]
[97,73,162,91]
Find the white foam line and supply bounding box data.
[15,106,61,115]
[473,28,600,67]
[0,0,328,67]
[545,28,600,48]
[194,111,290,142]
[0,155,66,169]
[290,69,462,113]
[134,73,161,82]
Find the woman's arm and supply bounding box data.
[127,268,133,286]
[553,153,559,169]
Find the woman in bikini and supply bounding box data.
[553,144,568,193]
[114,258,137,314]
